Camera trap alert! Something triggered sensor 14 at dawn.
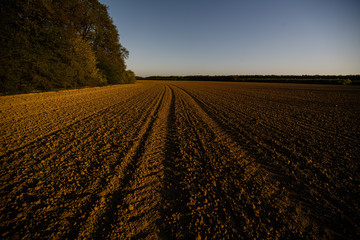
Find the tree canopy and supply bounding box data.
[0,0,135,93]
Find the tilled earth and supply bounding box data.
[1,81,359,239]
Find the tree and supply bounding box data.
[0,0,134,94]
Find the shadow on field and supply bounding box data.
[159,88,193,239]
[177,86,360,239]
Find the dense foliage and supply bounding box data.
[0,0,135,94]
[139,75,359,85]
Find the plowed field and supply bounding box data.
[1,81,359,239]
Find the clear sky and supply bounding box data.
[99,0,360,77]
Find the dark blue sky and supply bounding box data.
[100,0,360,76]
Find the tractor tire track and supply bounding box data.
[0,86,153,158]
[0,86,157,192]
[191,86,359,149]
[76,86,167,239]
[168,85,299,239]
[172,83,360,239]
[104,85,173,239]
[1,81,359,240]
[0,84,148,155]
[0,85,163,239]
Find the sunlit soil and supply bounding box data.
[1,81,359,239]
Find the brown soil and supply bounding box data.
[1,81,359,239]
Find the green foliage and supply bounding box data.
[125,70,137,83]
[0,0,134,94]
[69,35,107,86]
[338,79,352,85]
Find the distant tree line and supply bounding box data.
[0,0,135,94]
[138,75,360,85]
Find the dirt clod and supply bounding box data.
[1,81,359,239]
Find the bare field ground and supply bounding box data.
[1,81,359,239]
